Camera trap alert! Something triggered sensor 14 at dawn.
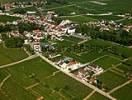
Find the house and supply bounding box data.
[33,43,41,52]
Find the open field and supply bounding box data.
[0,57,93,100]
[0,44,28,65]
[0,15,21,23]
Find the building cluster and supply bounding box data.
[56,56,104,85]
[57,57,82,72]
[73,64,104,84]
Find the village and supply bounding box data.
[0,2,132,99]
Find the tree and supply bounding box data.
[5,37,24,48]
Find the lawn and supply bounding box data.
[0,15,21,23]
[0,57,93,100]
[0,44,28,65]
[111,82,132,100]
[97,71,127,91]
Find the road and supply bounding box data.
[37,53,116,100]
[0,54,38,69]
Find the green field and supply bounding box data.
[111,82,132,100]
[0,15,21,23]
[0,44,28,65]
[0,57,93,100]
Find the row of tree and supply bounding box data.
[75,24,132,46]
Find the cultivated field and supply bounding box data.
[50,36,132,99]
[0,57,95,100]
[43,0,132,24]
[0,44,28,65]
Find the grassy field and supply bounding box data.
[0,15,21,23]
[0,57,93,100]
[111,82,132,100]
[97,71,127,91]
[0,44,28,65]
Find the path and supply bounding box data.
[83,90,96,100]
[81,55,108,67]
[0,54,38,69]
[108,80,132,94]
[78,39,88,45]
[0,74,11,89]
[26,83,39,90]
[46,70,60,79]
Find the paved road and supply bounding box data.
[37,53,116,100]
[0,55,38,69]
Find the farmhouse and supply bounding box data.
[57,57,82,72]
